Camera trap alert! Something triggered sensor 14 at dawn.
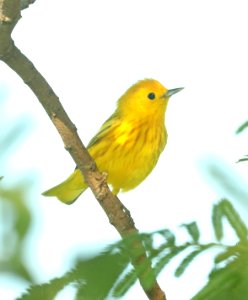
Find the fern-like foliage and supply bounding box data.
[18,246,131,300]
[16,198,248,299]
[192,200,248,300]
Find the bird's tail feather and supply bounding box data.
[42,169,87,204]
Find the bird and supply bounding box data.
[42,79,183,204]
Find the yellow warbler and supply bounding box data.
[43,79,183,204]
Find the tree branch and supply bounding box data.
[0,1,166,299]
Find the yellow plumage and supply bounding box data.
[42,79,183,204]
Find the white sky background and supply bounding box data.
[1,0,248,299]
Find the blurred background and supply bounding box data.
[0,0,248,299]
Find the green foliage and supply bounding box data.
[0,96,34,283]
[212,199,247,242]
[174,244,214,277]
[220,200,247,241]
[181,222,200,243]
[0,184,34,282]
[14,198,248,299]
[236,120,248,134]
[236,120,248,163]
[212,202,224,240]
[18,246,130,300]
[237,155,248,163]
[192,200,248,300]
[192,244,248,300]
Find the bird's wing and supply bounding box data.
[87,112,118,149]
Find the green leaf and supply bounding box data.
[214,247,237,264]
[212,203,224,241]
[113,250,172,299]
[181,222,200,242]
[154,246,187,276]
[157,229,176,245]
[19,246,130,300]
[0,185,32,240]
[236,120,248,134]
[175,244,215,277]
[236,156,248,163]
[0,184,33,282]
[220,199,248,242]
[120,233,149,259]
[75,247,130,299]
[112,268,137,298]
[192,267,238,300]
[16,276,69,300]
[192,250,248,300]
[175,248,201,277]
[140,233,154,253]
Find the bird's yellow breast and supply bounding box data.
[88,117,167,194]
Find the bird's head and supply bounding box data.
[117,79,183,119]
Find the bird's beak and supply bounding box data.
[164,87,184,98]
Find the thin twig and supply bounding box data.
[0,1,166,299]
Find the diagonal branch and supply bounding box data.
[0,1,166,299]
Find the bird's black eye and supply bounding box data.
[148,92,156,100]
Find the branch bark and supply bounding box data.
[0,1,166,299]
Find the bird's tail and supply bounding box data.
[42,169,87,204]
